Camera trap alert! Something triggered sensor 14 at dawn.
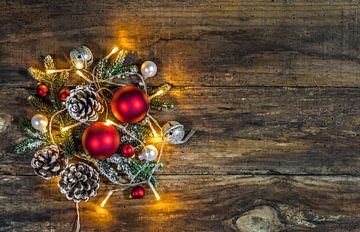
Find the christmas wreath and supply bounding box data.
[16,46,194,231]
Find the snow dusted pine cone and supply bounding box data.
[58,162,100,202]
[31,145,67,180]
[66,85,103,122]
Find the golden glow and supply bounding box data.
[148,182,160,200]
[46,68,72,74]
[84,202,112,224]
[100,190,114,207]
[61,126,69,132]
[74,62,84,69]
[76,70,92,83]
[105,47,119,59]
[111,47,119,55]
[104,119,115,126]
[149,84,172,100]
[149,136,163,143]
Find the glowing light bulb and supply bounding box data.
[148,182,160,200]
[105,47,119,59]
[74,62,84,69]
[100,190,114,207]
[104,120,115,126]
[111,47,119,54]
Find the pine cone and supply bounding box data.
[66,85,103,122]
[58,162,100,202]
[31,145,67,180]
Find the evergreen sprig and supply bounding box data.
[15,119,45,154]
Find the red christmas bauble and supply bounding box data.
[59,88,71,102]
[111,86,149,123]
[82,122,121,160]
[131,186,145,199]
[121,144,134,157]
[36,83,49,97]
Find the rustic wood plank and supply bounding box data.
[0,86,359,176]
[1,0,360,87]
[1,175,360,231]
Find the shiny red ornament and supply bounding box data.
[111,86,149,123]
[121,144,134,157]
[36,83,49,97]
[131,186,145,199]
[59,88,71,102]
[82,122,121,160]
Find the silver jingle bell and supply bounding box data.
[70,46,93,69]
[162,121,195,145]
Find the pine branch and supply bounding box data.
[111,50,129,75]
[95,59,110,79]
[96,160,123,184]
[28,68,48,83]
[106,154,163,186]
[60,132,76,158]
[15,138,44,154]
[122,65,138,73]
[19,119,42,139]
[28,95,55,118]
[44,55,55,70]
[150,98,174,111]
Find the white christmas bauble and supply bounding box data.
[31,114,48,131]
[138,145,158,161]
[141,61,157,78]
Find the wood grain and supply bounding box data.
[1,0,360,231]
[1,0,360,87]
[1,175,360,232]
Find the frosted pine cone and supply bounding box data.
[31,145,67,180]
[58,162,100,202]
[66,85,103,122]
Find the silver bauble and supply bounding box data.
[138,145,158,161]
[141,61,157,78]
[31,114,48,131]
[162,121,185,144]
[70,46,93,69]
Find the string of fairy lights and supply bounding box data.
[17,45,195,231]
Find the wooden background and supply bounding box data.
[1,0,360,231]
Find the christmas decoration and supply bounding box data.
[111,86,149,123]
[31,145,67,179]
[138,145,158,161]
[59,88,70,102]
[82,122,121,160]
[16,45,195,229]
[31,114,48,131]
[36,83,49,97]
[121,144,134,157]
[162,121,196,144]
[66,85,103,122]
[131,186,145,199]
[58,162,100,202]
[70,45,93,69]
[141,61,157,78]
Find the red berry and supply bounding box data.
[121,144,134,157]
[59,88,71,102]
[36,83,49,97]
[131,186,145,199]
